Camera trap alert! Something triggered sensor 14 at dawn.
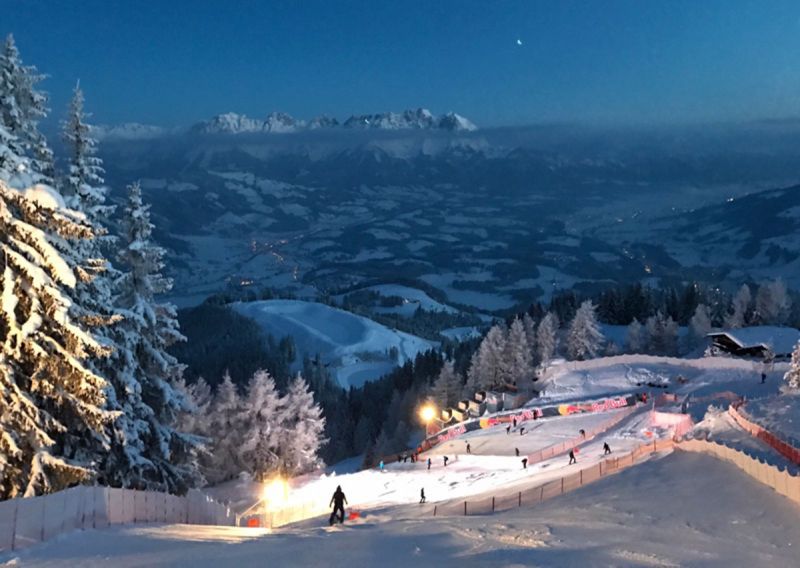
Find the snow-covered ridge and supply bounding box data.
[189,108,477,135]
[92,122,169,141]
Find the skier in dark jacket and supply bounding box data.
[568,449,577,464]
[520,426,525,436]
[427,457,432,470]
[443,456,449,467]
[515,447,520,457]
[506,425,511,435]
[522,457,528,469]
[329,486,348,525]
[466,442,471,454]
[420,488,426,504]
[603,442,611,455]
[579,429,586,438]
[513,418,517,428]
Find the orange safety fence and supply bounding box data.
[728,402,800,466]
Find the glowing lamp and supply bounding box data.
[262,476,290,508]
[419,404,437,423]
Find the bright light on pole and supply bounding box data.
[262,476,290,509]
[419,403,437,425]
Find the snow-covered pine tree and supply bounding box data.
[784,341,800,390]
[279,374,326,476]
[61,83,112,228]
[465,324,507,392]
[505,317,534,387]
[0,122,29,186]
[240,369,285,479]
[431,359,462,410]
[754,279,791,326]
[645,311,678,355]
[0,35,54,185]
[688,304,712,349]
[0,180,114,498]
[724,284,751,329]
[205,372,243,483]
[522,313,538,361]
[625,318,646,353]
[566,300,605,360]
[536,312,559,368]
[107,182,201,493]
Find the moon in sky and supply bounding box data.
[516,38,523,46]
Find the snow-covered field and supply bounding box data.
[745,393,800,444]
[6,452,799,567]
[232,300,436,388]
[537,358,788,405]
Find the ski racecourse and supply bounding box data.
[3,357,800,567]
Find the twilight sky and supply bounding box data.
[4,0,800,128]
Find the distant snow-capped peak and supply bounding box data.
[190,108,477,134]
[92,122,168,141]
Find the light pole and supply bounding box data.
[419,403,437,436]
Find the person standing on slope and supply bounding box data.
[466,442,471,454]
[568,449,577,464]
[329,486,348,526]
[420,488,426,504]
[427,457,432,470]
[603,442,611,455]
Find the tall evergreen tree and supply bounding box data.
[206,372,243,483]
[724,284,751,329]
[784,341,800,390]
[106,182,201,493]
[0,35,54,184]
[240,369,284,479]
[279,373,326,475]
[625,318,646,353]
[536,312,559,368]
[566,300,605,360]
[505,317,535,386]
[431,359,461,410]
[0,180,113,498]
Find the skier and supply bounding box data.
[506,425,511,435]
[420,488,426,504]
[579,429,586,438]
[520,426,525,436]
[443,456,449,467]
[522,457,528,469]
[603,442,611,455]
[466,442,471,454]
[427,458,432,470]
[379,460,385,472]
[515,447,520,457]
[329,486,348,526]
[568,449,577,464]
[513,418,517,428]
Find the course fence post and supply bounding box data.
[433,505,437,517]
[463,501,467,516]
[492,497,495,512]
[519,491,522,507]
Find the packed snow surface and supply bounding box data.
[232,300,436,388]
[6,453,799,567]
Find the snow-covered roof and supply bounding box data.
[708,326,800,354]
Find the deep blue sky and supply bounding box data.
[4,0,800,127]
